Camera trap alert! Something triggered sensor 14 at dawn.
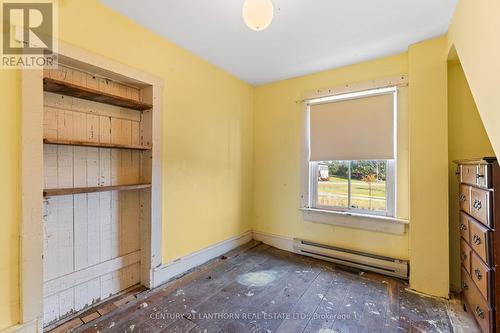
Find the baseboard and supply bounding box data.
[7,229,417,333]
[252,230,295,252]
[0,319,42,333]
[152,231,253,287]
[8,229,423,332]
[152,230,294,288]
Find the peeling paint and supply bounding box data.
[319,329,341,333]
[237,270,278,287]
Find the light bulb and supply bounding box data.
[242,0,274,31]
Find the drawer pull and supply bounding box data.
[476,174,485,179]
[459,223,467,231]
[462,281,468,290]
[474,268,483,280]
[472,234,482,245]
[473,200,482,210]
[475,305,485,319]
[459,194,466,202]
[461,251,467,260]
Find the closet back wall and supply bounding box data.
[0,0,254,329]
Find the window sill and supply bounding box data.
[300,208,409,235]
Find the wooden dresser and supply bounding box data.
[457,157,500,333]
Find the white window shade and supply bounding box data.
[309,92,395,161]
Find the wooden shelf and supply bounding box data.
[43,183,151,197]
[43,78,153,111]
[43,138,152,151]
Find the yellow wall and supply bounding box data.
[408,36,449,298]
[2,0,499,330]
[447,62,494,291]
[446,0,500,293]
[0,72,21,329]
[253,38,451,298]
[0,0,254,329]
[448,0,500,158]
[253,53,410,259]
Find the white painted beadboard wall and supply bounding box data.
[42,91,147,325]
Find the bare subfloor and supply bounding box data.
[54,242,479,333]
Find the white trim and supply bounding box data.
[44,251,141,297]
[300,75,408,102]
[0,320,41,333]
[300,101,311,209]
[300,208,407,235]
[300,76,410,234]
[57,42,164,87]
[152,231,253,287]
[309,162,319,209]
[252,231,295,252]
[21,68,44,324]
[386,159,397,217]
[308,160,396,218]
[151,83,163,271]
[251,230,408,262]
[306,86,397,106]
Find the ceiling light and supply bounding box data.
[242,0,274,31]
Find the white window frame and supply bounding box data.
[309,160,396,217]
[299,76,409,235]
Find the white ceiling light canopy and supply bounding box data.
[242,0,274,31]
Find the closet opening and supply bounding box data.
[20,45,163,330]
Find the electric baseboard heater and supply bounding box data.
[293,239,408,279]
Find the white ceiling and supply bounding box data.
[100,0,458,85]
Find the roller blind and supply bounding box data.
[309,92,395,161]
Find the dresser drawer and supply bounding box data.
[459,184,471,214]
[463,270,493,333]
[461,164,479,186]
[462,267,473,296]
[470,187,493,228]
[459,212,471,243]
[459,164,492,189]
[469,217,492,265]
[471,251,493,303]
[461,238,472,274]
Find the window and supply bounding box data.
[311,160,395,216]
[305,86,398,218]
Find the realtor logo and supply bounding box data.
[1,0,58,68]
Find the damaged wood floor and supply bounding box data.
[55,242,479,333]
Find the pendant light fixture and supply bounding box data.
[242,0,274,31]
